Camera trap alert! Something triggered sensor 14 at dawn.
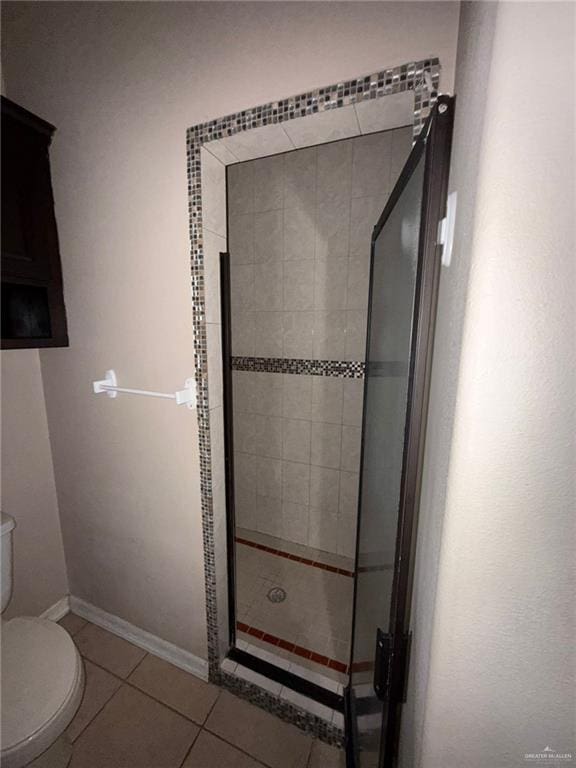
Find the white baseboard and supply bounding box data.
[40,595,71,621]
[69,596,209,681]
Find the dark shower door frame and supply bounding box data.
[346,95,455,768]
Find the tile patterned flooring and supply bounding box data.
[29,613,345,768]
[235,531,354,685]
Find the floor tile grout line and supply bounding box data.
[76,655,218,730]
[126,649,150,679]
[176,723,203,768]
[66,617,336,764]
[65,669,123,746]
[199,727,275,768]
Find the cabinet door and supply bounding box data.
[2,119,55,282]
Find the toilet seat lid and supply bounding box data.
[1,617,82,751]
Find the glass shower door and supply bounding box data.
[346,96,455,768]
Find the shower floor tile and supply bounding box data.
[235,535,353,686]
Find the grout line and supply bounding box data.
[66,666,122,745]
[199,728,273,768]
[176,726,203,768]
[69,620,337,763]
[77,654,216,729]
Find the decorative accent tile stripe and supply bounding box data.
[237,624,349,675]
[236,536,355,577]
[186,59,440,743]
[232,356,365,379]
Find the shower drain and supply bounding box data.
[267,586,287,603]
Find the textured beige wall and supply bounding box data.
[1,1,459,658]
[402,2,575,766]
[1,350,69,618]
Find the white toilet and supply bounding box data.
[1,513,84,767]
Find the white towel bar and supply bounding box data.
[93,370,196,409]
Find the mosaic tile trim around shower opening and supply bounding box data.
[186,58,441,741]
[232,356,365,379]
[220,670,345,748]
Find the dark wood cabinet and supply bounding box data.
[1,96,69,349]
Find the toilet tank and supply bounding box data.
[1,512,16,614]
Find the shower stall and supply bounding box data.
[224,125,413,693]
[218,95,455,766]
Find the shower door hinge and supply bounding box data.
[373,629,412,703]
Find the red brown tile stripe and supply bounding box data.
[237,622,348,675]
[235,536,355,578]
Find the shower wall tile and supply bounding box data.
[229,213,254,265]
[316,140,353,204]
[255,415,283,459]
[342,379,364,426]
[315,199,350,262]
[308,509,338,553]
[339,471,359,518]
[282,418,311,463]
[254,311,283,357]
[230,310,255,357]
[311,422,342,470]
[344,310,368,361]
[282,502,309,546]
[257,457,282,499]
[351,131,392,199]
[283,260,315,310]
[254,373,283,417]
[346,257,371,311]
[341,426,362,473]
[233,371,257,414]
[254,154,284,212]
[283,206,316,261]
[390,125,414,188]
[283,147,316,210]
[310,466,340,513]
[254,210,283,263]
[337,513,357,559]
[228,161,254,215]
[313,311,346,360]
[254,262,283,310]
[313,259,348,310]
[283,312,315,359]
[311,377,343,424]
[234,412,257,454]
[231,263,254,311]
[349,195,383,259]
[282,460,310,505]
[282,374,313,420]
[257,495,283,538]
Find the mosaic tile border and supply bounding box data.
[220,671,345,747]
[186,58,441,742]
[232,356,365,378]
